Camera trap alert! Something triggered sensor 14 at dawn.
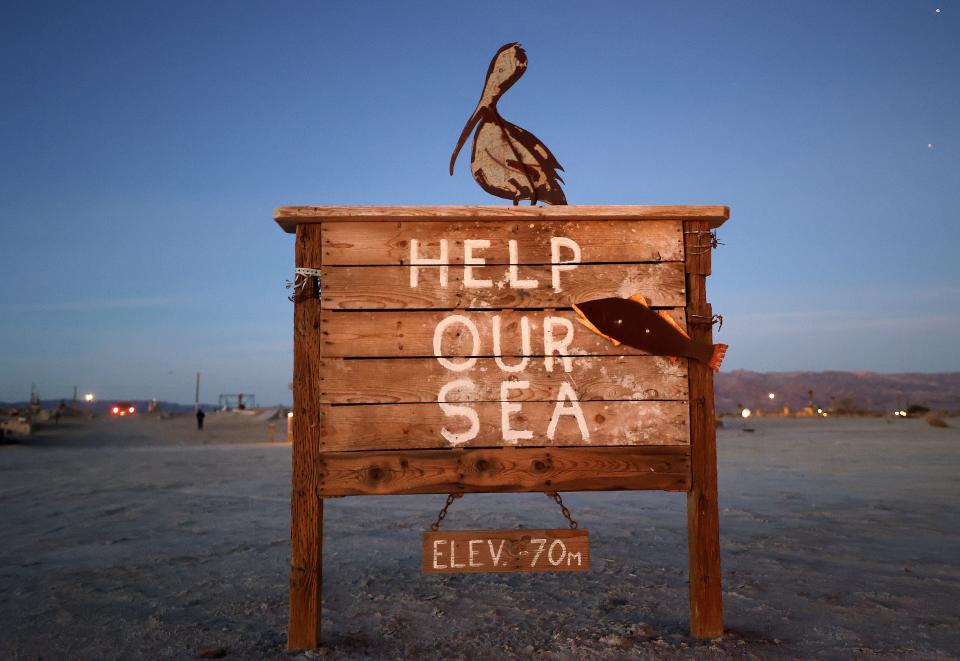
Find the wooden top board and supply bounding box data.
[275,205,730,232]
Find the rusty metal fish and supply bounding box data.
[572,295,728,372]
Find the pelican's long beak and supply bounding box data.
[449,103,483,175]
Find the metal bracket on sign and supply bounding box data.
[286,267,322,302]
[684,229,723,255]
[688,313,724,330]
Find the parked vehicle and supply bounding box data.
[111,402,136,416]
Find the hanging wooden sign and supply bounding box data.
[277,205,729,649]
[422,529,590,574]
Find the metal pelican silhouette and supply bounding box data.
[449,43,567,205]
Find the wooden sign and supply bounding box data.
[422,529,590,574]
[277,205,729,649]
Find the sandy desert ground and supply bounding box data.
[1,413,958,660]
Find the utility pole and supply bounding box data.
[73,385,78,403]
[195,371,201,412]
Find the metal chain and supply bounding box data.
[430,493,463,531]
[546,491,578,529]
[429,492,577,530]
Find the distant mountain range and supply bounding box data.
[715,371,960,414]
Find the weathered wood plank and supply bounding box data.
[275,205,730,232]
[320,220,683,265]
[319,309,687,358]
[321,262,686,310]
[684,219,724,639]
[289,224,324,650]
[318,446,691,496]
[320,400,689,451]
[320,356,688,404]
[422,529,590,574]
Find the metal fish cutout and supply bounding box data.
[450,43,567,205]
[572,295,728,372]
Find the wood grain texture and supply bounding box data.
[274,205,730,232]
[318,309,687,358]
[277,205,731,649]
[317,446,691,496]
[422,529,590,573]
[319,356,688,404]
[684,219,724,639]
[321,262,686,310]
[320,220,683,265]
[288,224,324,650]
[320,400,690,451]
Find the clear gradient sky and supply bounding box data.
[1,1,957,404]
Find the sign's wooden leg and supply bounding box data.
[289,224,325,650]
[686,380,723,639]
[289,498,323,649]
[684,221,724,640]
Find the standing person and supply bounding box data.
[54,399,67,425]
[196,407,205,430]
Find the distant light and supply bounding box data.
[287,411,294,419]
[128,406,135,413]
[84,393,95,402]
[935,8,941,13]
[741,408,752,419]
[900,410,907,417]
[112,406,119,414]
[928,143,934,149]
[893,411,901,416]
[768,392,775,400]
[822,412,829,417]
[817,408,823,414]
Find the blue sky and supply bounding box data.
[1,1,957,404]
